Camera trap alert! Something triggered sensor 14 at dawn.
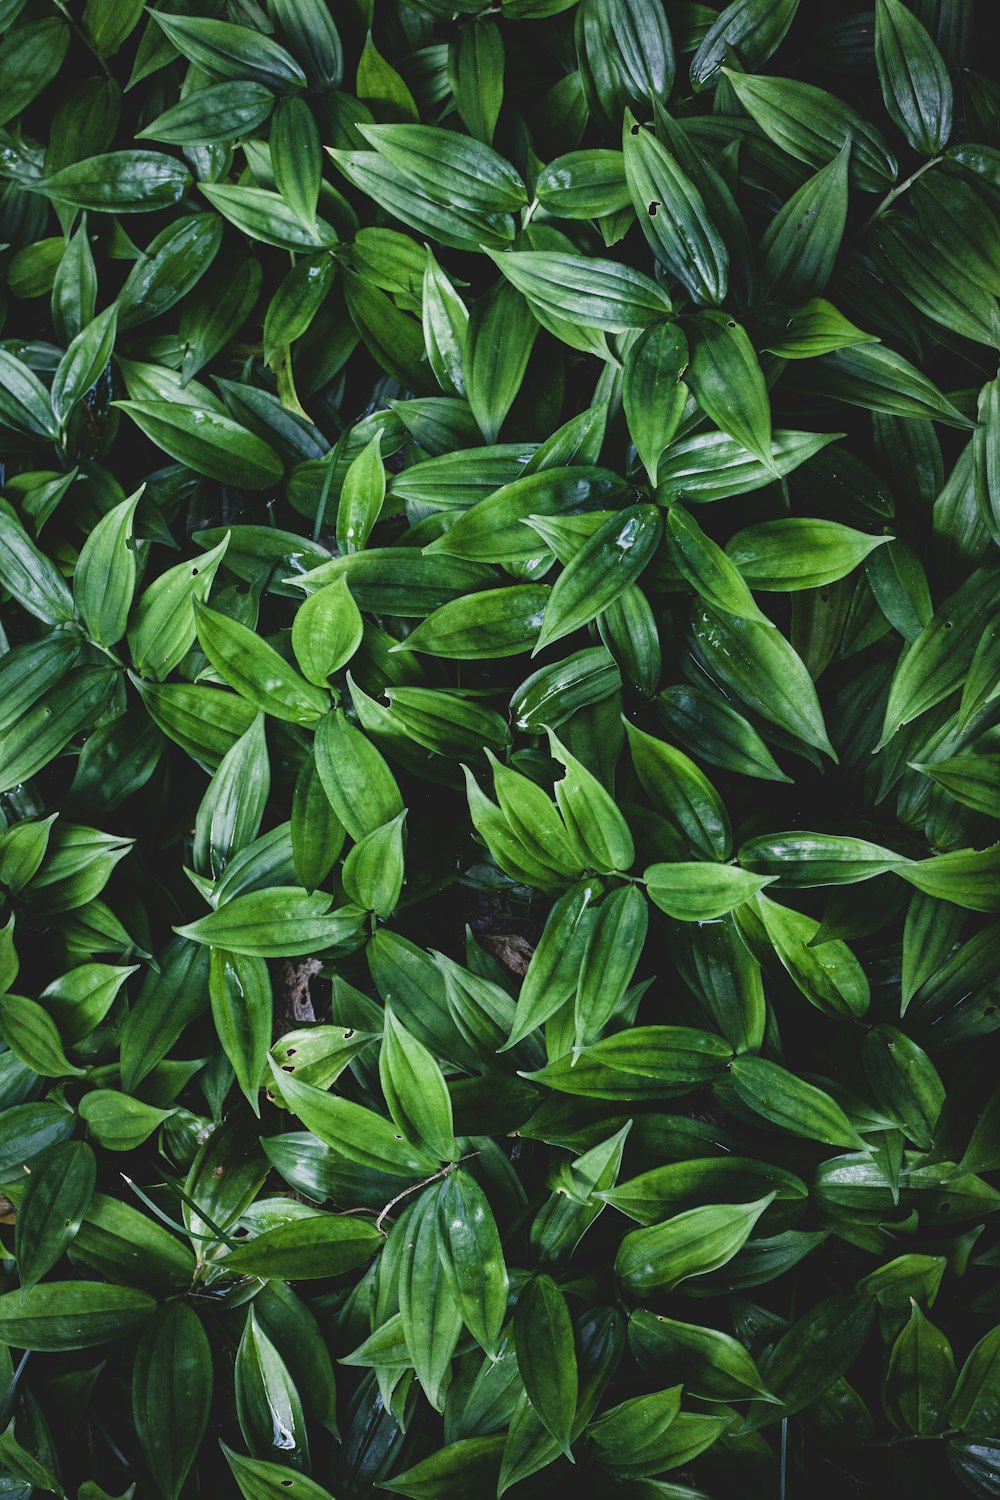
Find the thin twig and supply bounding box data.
[374,1151,480,1233]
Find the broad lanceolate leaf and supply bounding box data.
[132,1304,212,1500]
[514,1276,578,1454]
[687,311,773,467]
[195,603,330,725]
[623,323,689,485]
[176,889,365,958]
[879,568,1000,747]
[616,1196,775,1293]
[0,1283,155,1351]
[14,1142,96,1295]
[114,401,283,488]
[436,1169,509,1357]
[645,862,774,921]
[623,111,728,305]
[490,249,672,331]
[875,0,953,156]
[722,70,898,192]
[690,606,836,759]
[535,506,663,651]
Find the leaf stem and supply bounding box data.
[863,156,941,228]
[51,0,112,77]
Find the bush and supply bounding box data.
[2,0,1000,1495]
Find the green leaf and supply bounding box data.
[222,1446,336,1500]
[331,150,513,254]
[574,885,648,1048]
[79,1090,174,1151]
[396,1183,463,1411]
[884,1303,956,1435]
[623,323,689,485]
[871,215,997,346]
[759,143,851,303]
[949,1325,1000,1435]
[132,1304,212,1500]
[268,1062,440,1177]
[727,518,889,590]
[522,1025,732,1100]
[138,80,275,145]
[902,845,1000,912]
[194,713,269,880]
[14,1142,96,1296]
[150,12,306,88]
[383,1437,505,1499]
[0,994,84,1078]
[727,1055,864,1148]
[314,709,403,841]
[465,279,537,442]
[128,534,232,682]
[0,507,75,622]
[535,150,630,219]
[644,862,774,921]
[548,731,634,873]
[449,16,504,144]
[875,0,953,155]
[235,1308,309,1471]
[195,603,329,725]
[271,95,322,233]
[380,1006,457,1161]
[393,585,550,659]
[342,811,406,918]
[514,1275,578,1454]
[806,343,973,428]
[738,831,910,887]
[616,1196,775,1294]
[73,487,142,647]
[176,888,364,958]
[656,428,842,504]
[722,69,898,192]
[687,311,773,468]
[622,111,727,305]
[862,1025,945,1149]
[665,504,769,625]
[741,1294,875,1428]
[878,568,1000,747]
[0,19,70,129]
[691,605,836,759]
[629,1308,776,1402]
[40,151,192,212]
[490,249,673,332]
[224,1214,382,1279]
[209,949,272,1112]
[200,183,338,252]
[337,429,386,556]
[0,1282,155,1351]
[0,667,117,795]
[742,892,870,1018]
[690,0,800,91]
[359,123,525,213]
[504,880,602,1048]
[114,401,282,488]
[436,1169,509,1357]
[52,302,118,429]
[534,505,663,652]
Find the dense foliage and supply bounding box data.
[3,0,1000,1495]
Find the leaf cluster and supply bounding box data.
[2,0,1000,1497]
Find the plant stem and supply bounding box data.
[864,156,941,228]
